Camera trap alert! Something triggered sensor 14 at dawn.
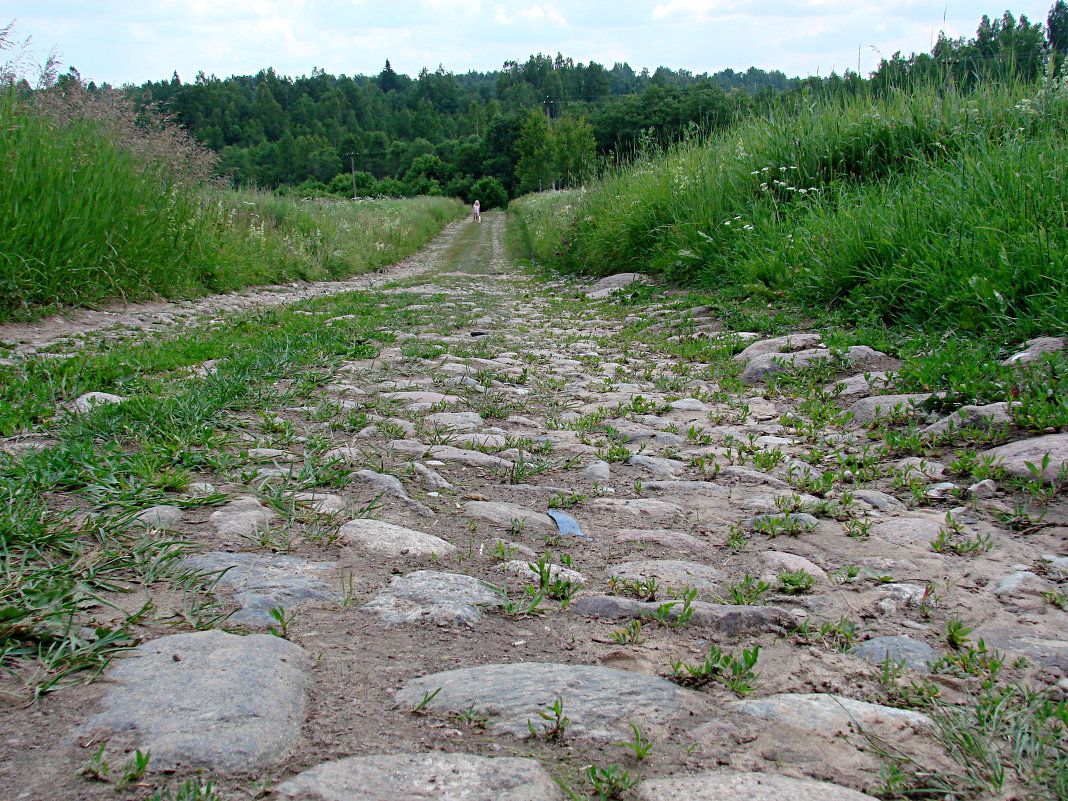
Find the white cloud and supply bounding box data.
[422,0,483,12]
[494,3,568,27]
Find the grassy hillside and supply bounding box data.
[514,77,1068,338]
[0,88,464,322]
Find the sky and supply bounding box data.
[4,1,1059,86]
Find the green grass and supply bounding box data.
[0,89,464,321]
[0,289,421,696]
[515,76,1068,338]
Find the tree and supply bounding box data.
[514,109,554,193]
[553,116,596,187]
[377,60,403,93]
[1050,0,1068,73]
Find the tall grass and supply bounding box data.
[0,88,464,322]
[524,75,1068,337]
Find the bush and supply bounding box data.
[470,176,508,210]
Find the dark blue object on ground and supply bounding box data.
[546,509,586,537]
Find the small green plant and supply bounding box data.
[267,605,297,638]
[777,569,816,595]
[148,779,223,801]
[492,540,520,560]
[609,620,645,645]
[585,763,640,800]
[668,645,761,695]
[794,616,858,651]
[449,704,490,729]
[410,686,442,715]
[608,575,660,601]
[615,722,653,760]
[843,518,872,539]
[725,522,749,552]
[338,568,359,610]
[81,743,111,782]
[945,618,975,650]
[117,750,151,789]
[930,523,993,555]
[721,574,770,605]
[548,492,586,509]
[528,696,570,741]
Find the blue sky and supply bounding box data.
[5,1,1059,85]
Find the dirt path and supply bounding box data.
[3,211,1066,801]
[0,216,471,363]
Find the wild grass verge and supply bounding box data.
[516,76,1068,338]
[0,85,463,321]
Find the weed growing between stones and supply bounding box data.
[668,645,762,696]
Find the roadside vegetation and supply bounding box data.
[0,37,464,322]
[514,6,1068,341]
[514,74,1068,340]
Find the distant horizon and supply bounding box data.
[6,1,1060,88]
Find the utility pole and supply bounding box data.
[543,96,554,129]
[346,152,357,199]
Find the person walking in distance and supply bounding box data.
[472,199,481,222]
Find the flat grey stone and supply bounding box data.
[182,551,336,625]
[714,466,789,488]
[70,391,127,414]
[588,498,685,522]
[339,519,456,557]
[922,402,1013,437]
[895,457,946,479]
[1002,336,1066,365]
[274,753,563,801]
[384,391,462,410]
[855,635,940,671]
[396,663,697,740]
[759,551,828,582]
[210,496,278,538]
[500,560,586,586]
[993,571,1052,599]
[364,571,502,625]
[587,273,643,299]
[291,491,348,515]
[630,454,687,475]
[390,439,513,469]
[852,489,906,511]
[733,333,823,364]
[637,771,879,801]
[414,462,452,490]
[739,348,835,384]
[127,505,183,530]
[976,626,1068,671]
[425,411,485,431]
[354,469,434,517]
[669,398,709,412]
[79,631,307,773]
[643,480,725,495]
[871,515,944,547]
[981,434,1068,483]
[733,693,931,734]
[465,501,555,531]
[609,560,721,592]
[843,394,931,424]
[570,596,795,635]
[582,459,612,481]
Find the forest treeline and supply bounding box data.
[41,5,1055,206]
[116,58,789,205]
